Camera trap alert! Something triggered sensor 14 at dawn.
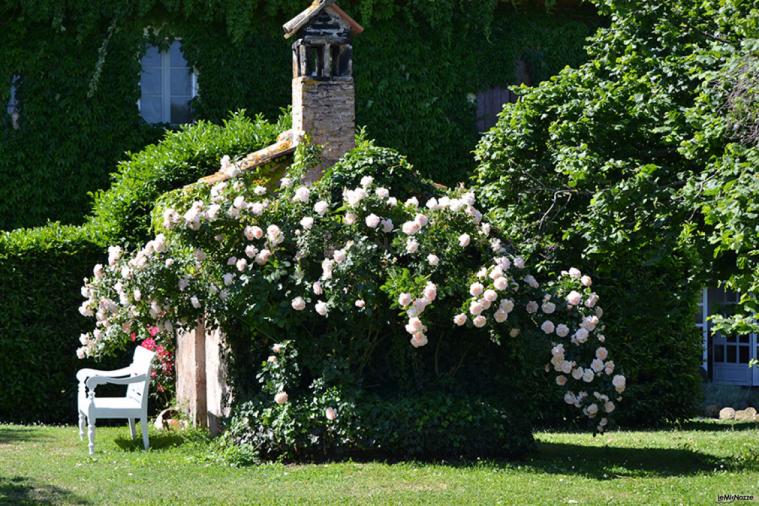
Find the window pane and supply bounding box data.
[727,335,737,343]
[714,345,724,362]
[142,46,161,66]
[140,96,163,123]
[170,69,192,96]
[740,335,750,343]
[169,41,187,67]
[170,96,192,124]
[740,346,749,363]
[141,67,162,96]
[727,345,737,363]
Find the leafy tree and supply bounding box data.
[473,0,758,424]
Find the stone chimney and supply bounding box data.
[284,0,363,181]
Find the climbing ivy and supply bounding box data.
[0,0,595,230]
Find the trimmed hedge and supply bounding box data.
[0,113,287,422]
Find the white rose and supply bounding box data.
[458,233,471,247]
[333,249,347,263]
[360,175,374,187]
[291,297,306,311]
[375,187,389,198]
[541,321,555,334]
[355,299,366,308]
[245,245,259,259]
[190,296,201,309]
[612,375,626,393]
[581,275,592,287]
[344,213,357,225]
[582,369,595,383]
[293,186,310,203]
[300,216,314,230]
[427,254,440,266]
[473,315,487,328]
[604,401,615,413]
[410,333,428,348]
[414,213,429,227]
[314,200,329,216]
[541,301,556,314]
[568,267,582,279]
[255,249,271,265]
[499,299,514,313]
[575,328,589,343]
[325,407,338,420]
[526,301,538,314]
[524,275,539,289]
[572,367,584,380]
[365,214,381,228]
[398,293,413,307]
[591,359,605,372]
[381,219,394,233]
[509,328,521,337]
[494,277,508,290]
[315,300,328,316]
[494,310,508,323]
[406,238,419,253]
[402,221,420,235]
[453,313,467,326]
[604,361,615,375]
[556,324,570,337]
[555,375,567,386]
[566,290,583,306]
[585,293,600,308]
[313,281,323,295]
[236,258,248,272]
[423,283,437,301]
[586,403,599,416]
[513,257,525,269]
[469,282,484,297]
[483,289,498,302]
[274,391,289,405]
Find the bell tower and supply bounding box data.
[284,0,363,180]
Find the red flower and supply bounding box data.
[148,326,160,337]
[141,338,157,351]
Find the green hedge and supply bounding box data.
[0,113,286,422]
[0,2,594,230]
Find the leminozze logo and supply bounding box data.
[717,494,755,503]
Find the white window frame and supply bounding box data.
[137,40,198,125]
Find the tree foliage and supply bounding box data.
[473,0,758,424]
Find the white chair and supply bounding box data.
[76,346,156,455]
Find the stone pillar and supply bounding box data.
[292,76,355,181]
[176,319,230,433]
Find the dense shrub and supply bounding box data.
[77,137,626,460]
[0,1,594,229]
[472,0,758,424]
[0,113,287,422]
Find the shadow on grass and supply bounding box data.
[0,476,89,505]
[0,427,49,445]
[114,430,208,452]
[519,441,725,479]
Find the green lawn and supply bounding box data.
[2,420,758,505]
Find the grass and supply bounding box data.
[2,419,759,505]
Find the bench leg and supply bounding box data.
[78,412,86,441]
[87,418,96,455]
[140,416,149,450]
[128,418,136,439]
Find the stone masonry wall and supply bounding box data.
[292,76,355,180]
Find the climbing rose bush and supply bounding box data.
[78,157,625,433]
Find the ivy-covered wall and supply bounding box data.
[0,1,595,230]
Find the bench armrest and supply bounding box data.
[76,367,132,382]
[86,374,148,389]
